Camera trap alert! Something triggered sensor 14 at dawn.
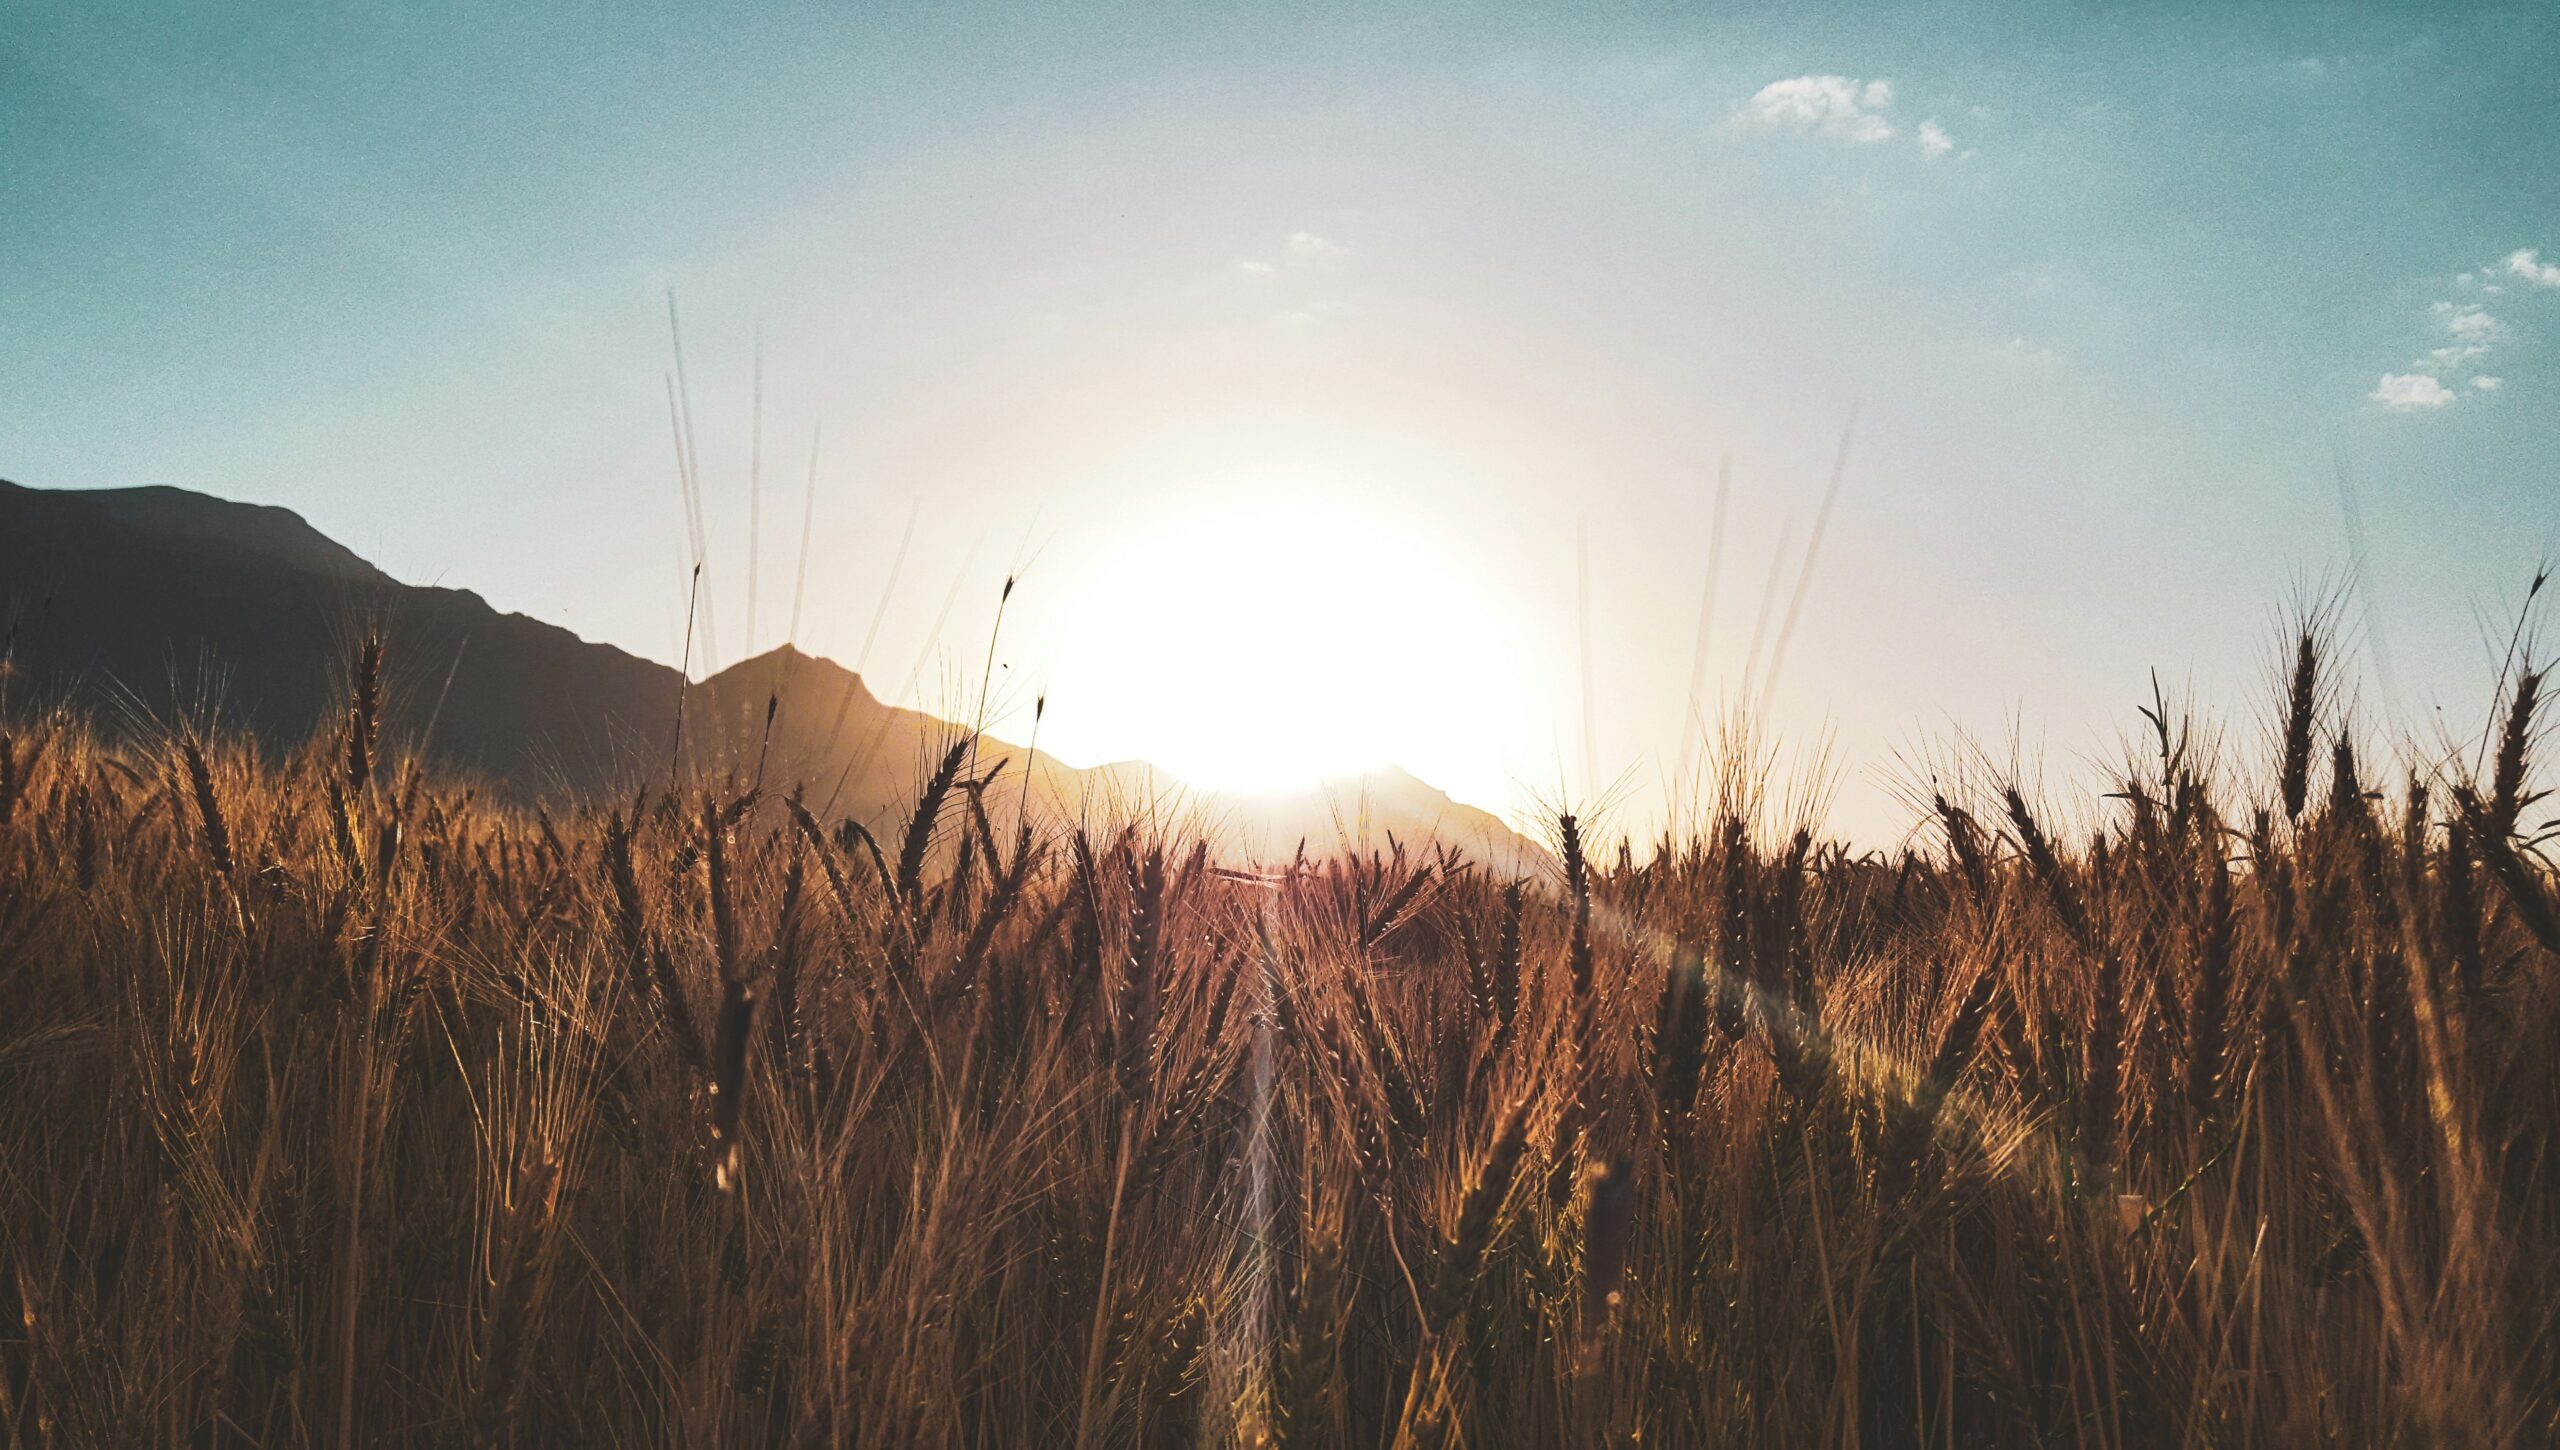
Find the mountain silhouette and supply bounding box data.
[0,478,1544,868]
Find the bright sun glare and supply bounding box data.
[1038,483,1533,808]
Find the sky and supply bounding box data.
[5,1,2556,844]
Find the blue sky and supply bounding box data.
[5,1,2555,839]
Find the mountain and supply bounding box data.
[0,478,1545,868]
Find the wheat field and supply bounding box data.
[0,615,2554,1447]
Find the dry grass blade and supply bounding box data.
[710,975,757,1191]
[2490,667,2542,839]
[1562,814,1593,1002]
[897,737,972,910]
[346,631,382,796]
[2280,628,2319,822]
[2456,785,2560,956]
[1358,863,1435,951]
[178,734,233,881]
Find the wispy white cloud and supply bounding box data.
[1742,75,1898,144]
[2364,259,2545,408]
[1235,230,1346,281]
[2431,301,2500,341]
[2394,300,2503,391]
[2371,372,2456,410]
[1990,336,2053,365]
[2505,249,2560,288]
[1741,76,1965,159]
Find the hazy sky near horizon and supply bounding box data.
[6,1,2556,841]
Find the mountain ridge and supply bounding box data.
[0,478,1545,868]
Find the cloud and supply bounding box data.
[1990,336,2054,365]
[2371,373,2456,410]
[1916,120,1955,159]
[2431,301,2500,341]
[2377,302,2501,383]
[2365,278,2532,408]
[1234,231,1345,281]
[1742,75,1898,144]
[2505,248,2560,288]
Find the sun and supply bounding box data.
[1035,479,1533,807]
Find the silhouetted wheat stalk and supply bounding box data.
[0,589,2551,1444]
